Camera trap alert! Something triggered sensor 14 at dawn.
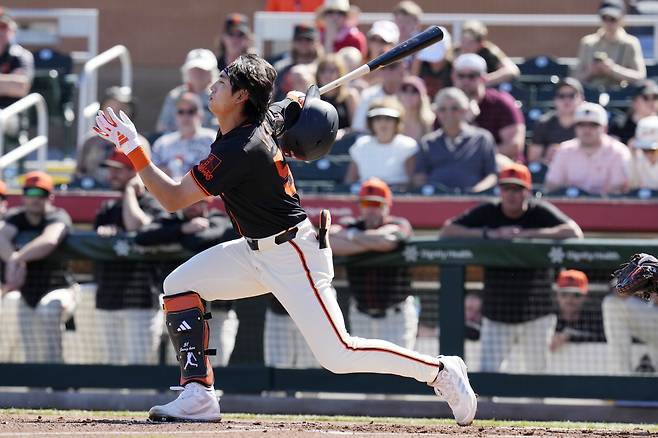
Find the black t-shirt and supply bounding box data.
[5,207,74,308]
[453,200,572,323]
[190,119,307,239]
[323,94,351,130]
[531,111,576,150]
[93,192,167,310]
[609,112,636,145]
[0,44,33,108]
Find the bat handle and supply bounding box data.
[319,64,371,95]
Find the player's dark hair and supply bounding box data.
[224,54,276,123]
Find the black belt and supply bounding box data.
[246,227,298,251]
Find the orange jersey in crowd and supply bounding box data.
[265,0,323,12]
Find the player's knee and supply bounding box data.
[313,347,352,374]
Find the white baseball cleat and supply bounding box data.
[148,382,221,422]
[431,355,477,426]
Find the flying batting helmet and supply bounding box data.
[279,85,339,161]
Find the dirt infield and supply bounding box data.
[0,410,657,438]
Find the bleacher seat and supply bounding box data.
[288,154,350,189]
[31,48,76,123]
[647,62,658,79]
[524,107,544,133]
[527,161,548,185]
[499,82,530,109]
[518,56,569,83]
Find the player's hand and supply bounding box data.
[124,175,145,197]
[489,226,522,239]
[286,90,305,106]
[181,217,210,234]
[94,107,140,154]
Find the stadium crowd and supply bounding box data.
[0,0,657,375]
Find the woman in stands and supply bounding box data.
[215,14,255,70]
[316,54,359,133]
[397,75,435,143]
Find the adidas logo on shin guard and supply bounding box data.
[177,321,192,332]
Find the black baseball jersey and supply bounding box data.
[190,114,307,239]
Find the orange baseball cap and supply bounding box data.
[359,177,392,205]
[556,270,589,294]
[0,180,6,197]
[101,150,134,170]
[498,163,532,190]
[23,171,54,193]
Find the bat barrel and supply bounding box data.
[366,25,444,71]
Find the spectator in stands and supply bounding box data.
[574,0,646,89]
[265,0,322,12]
[609,79,658,144]
[545,102,631,195]
[411,28,453,102]
[602,286,658,374]
[151,92,216,181]
[287,64,316,93]
[629,115,658,189]
[216,14,254,71]
[316,54,359,131]
[550,270,605,352]
[351,60,406,132]
[528,78,585,165]
[336,46,368,93]
[0,171,77,363]
[331,178,418,349]
[273,23,322,101]
[441,163,583,373]
[454,20,520,87]
[412,87,497,193]
[345,97,418,188]
[157,49,219,134]
[452,54,525,161]
[135,199,240,366]
[0,10,33,109]
[75,87,150,189]
[393,1,423,46]
[465,293,482,341]
[366,20,399,60]
[318,0,367,57]
[398,76,436,142]
[93,151,167,365]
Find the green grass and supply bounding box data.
[2,409,657,431]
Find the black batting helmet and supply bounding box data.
[279,85,338,162]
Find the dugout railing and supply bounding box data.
[0,232,657,401]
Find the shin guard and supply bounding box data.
[164,292,215,387]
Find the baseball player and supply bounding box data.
[93,53,476,426]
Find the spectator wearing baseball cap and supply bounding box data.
[216,14,254,71]
[156,48,219,134]
[528,78,585,165]
[393,1,423,44]
[574,0,646,88]
[452,53,525,161]
[609,79,658,144]
[628,115,658,189]
[319,0,367,57]
[410,27,454,101]
[550,270,605,352]
[454,20,520,87]
[545,102,631,195]
[331,178,418,350]
[0,8,33,110]
[441,164,583,373]
[272,23,322,101]
[366,20,399,59]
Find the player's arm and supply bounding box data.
[0,221,18,262]
[12,222,67,263]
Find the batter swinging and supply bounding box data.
[93,54,476,426]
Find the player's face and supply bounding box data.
[107,166,136,190]
[209,72,245,117]
[359,200,389,229]
[557,291,586,315]
[499,184,528,215]
[22,194,49,216]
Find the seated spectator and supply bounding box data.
[441,164,583,373]
[135,199,240,366]
[351,60,406,132]
[393,1,422,45]
[336,46,367,93]
[157,49,219,134]
[316,54,359,131]
[545,102,631,195]
[398,76,436,142]
[273,23,322,101]
[216,14,254,70]
[0,172,77,363]
[550,270,605,353]
[454,20,520,87]
[411,28,453,100]
[629,115,658,189]
[366,20,399,60]
[574,0,646,89]
[265,0,322,12]
[331,178,418,349]
[93,151,167,365]
[528,78,584,165]
[412,87,497,193]
[152,92,216,181]
[345,97,418,188]
[609,79,658,144]
[465,293,482,341]
[74,87,150,189]
[287,63,316,93]
[0,9,33,109]
[318,0,367,57]
[452,54,525,161]
[602,289,658,374]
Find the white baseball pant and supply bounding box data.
[163,219,441,384]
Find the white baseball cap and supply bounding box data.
[453,53,487,74]
[368,21,399,44]
[575,102,608,127]
[417,27,452,63]
[182,48,217,72]
[321,0,350,13]
[635,116,658,150]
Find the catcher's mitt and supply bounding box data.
[612,253,658,300]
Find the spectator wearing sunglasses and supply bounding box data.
[545,102,630,195]
[216,14,255,71]
[628,115,658,190]
[331,178,418,350]
[610,79,658,144]
[574,0,646,89]
[528,78,584,165]
[152,92,216,181]
[398,76,436,143]
[412,87,497,193]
